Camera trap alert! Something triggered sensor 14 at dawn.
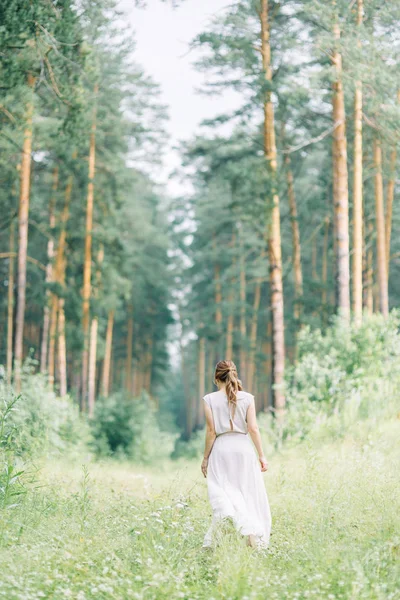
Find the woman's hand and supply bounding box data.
[201,457,209,478]
[259,455,268,472]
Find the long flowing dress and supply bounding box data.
[202,390,272,549]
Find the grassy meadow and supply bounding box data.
[1,410,399,600]
[2,1,400,597]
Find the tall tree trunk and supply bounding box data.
[57,285,67,397]
[14,73,35,391]
[88,245,104,416]
[247,280,261,392]
[40,167,58,373]
[264,318,272,411]
[207,340,215,388]
[322,216,330,307]
[214,234,223,328]
[197,335,205,427]
[57,211,68,397]
[88,317,98,416]
[182,346,192,439]
[284,152,303,320]
[81,84,98,411]
[363,217,374,313]
[352,0,363,323]
[373,137,389,316]
[332,15,350,320]
[7,222,15,385]
[225,239,236,361]
[385,89,400,276]
[238,229,247,382]
[214,261,223,361]
[312,237,318,280]
[373,276,379,313]
[133,361,140,396]
[260,0,285,420]
[125,305,134,393]
[48,296,58,385]
[101,309,114,397]
[179,305,193,439]
[57,253,68,397]
[226,289,234,361]
[48,171,73,387]
[215,264,222,325]
[144,337,153,393]
[138,355,145,394]
[215,261,223,356]
[385,146,396,277]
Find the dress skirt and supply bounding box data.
[203,432,272,548]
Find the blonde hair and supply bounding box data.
[214,360,243,420]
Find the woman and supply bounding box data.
[201,360,272,549]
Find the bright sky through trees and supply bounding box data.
[120,0,242,194]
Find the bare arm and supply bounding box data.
[201,402,216,477]
[247,398,268,472]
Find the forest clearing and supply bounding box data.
[1,395,399,600]
[1,0,400,598]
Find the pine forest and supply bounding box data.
[1,1,400,598]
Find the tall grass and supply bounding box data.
[0,315,399,598]
[0,407,399,598]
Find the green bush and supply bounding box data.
[0,365,91,460]
[171,428,205,460]
[161,313,400,458]
[90,391,175,463]
[0,394,27,510]
[0,364,92,510]
[282,311,400,443]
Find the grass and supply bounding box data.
[0,414,399,600]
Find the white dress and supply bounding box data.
[202,390,272,548]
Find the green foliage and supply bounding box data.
[283,312,400,443]
[174,312,400,458]
[0,0,172,405]
[0,394,26,510]
[0,368,91,459]
[172,0,400,441]
[171,429,205,460]
[90,391,175,463]
[0,413,399,598]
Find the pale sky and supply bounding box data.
[119,0,242,194]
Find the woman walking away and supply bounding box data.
[201,360,272,549]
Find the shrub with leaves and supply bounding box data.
[282,311,400,443]
[90,391,175,463]
[171,429,205,460]
[0,366,91,459]
[0,395,26,510]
